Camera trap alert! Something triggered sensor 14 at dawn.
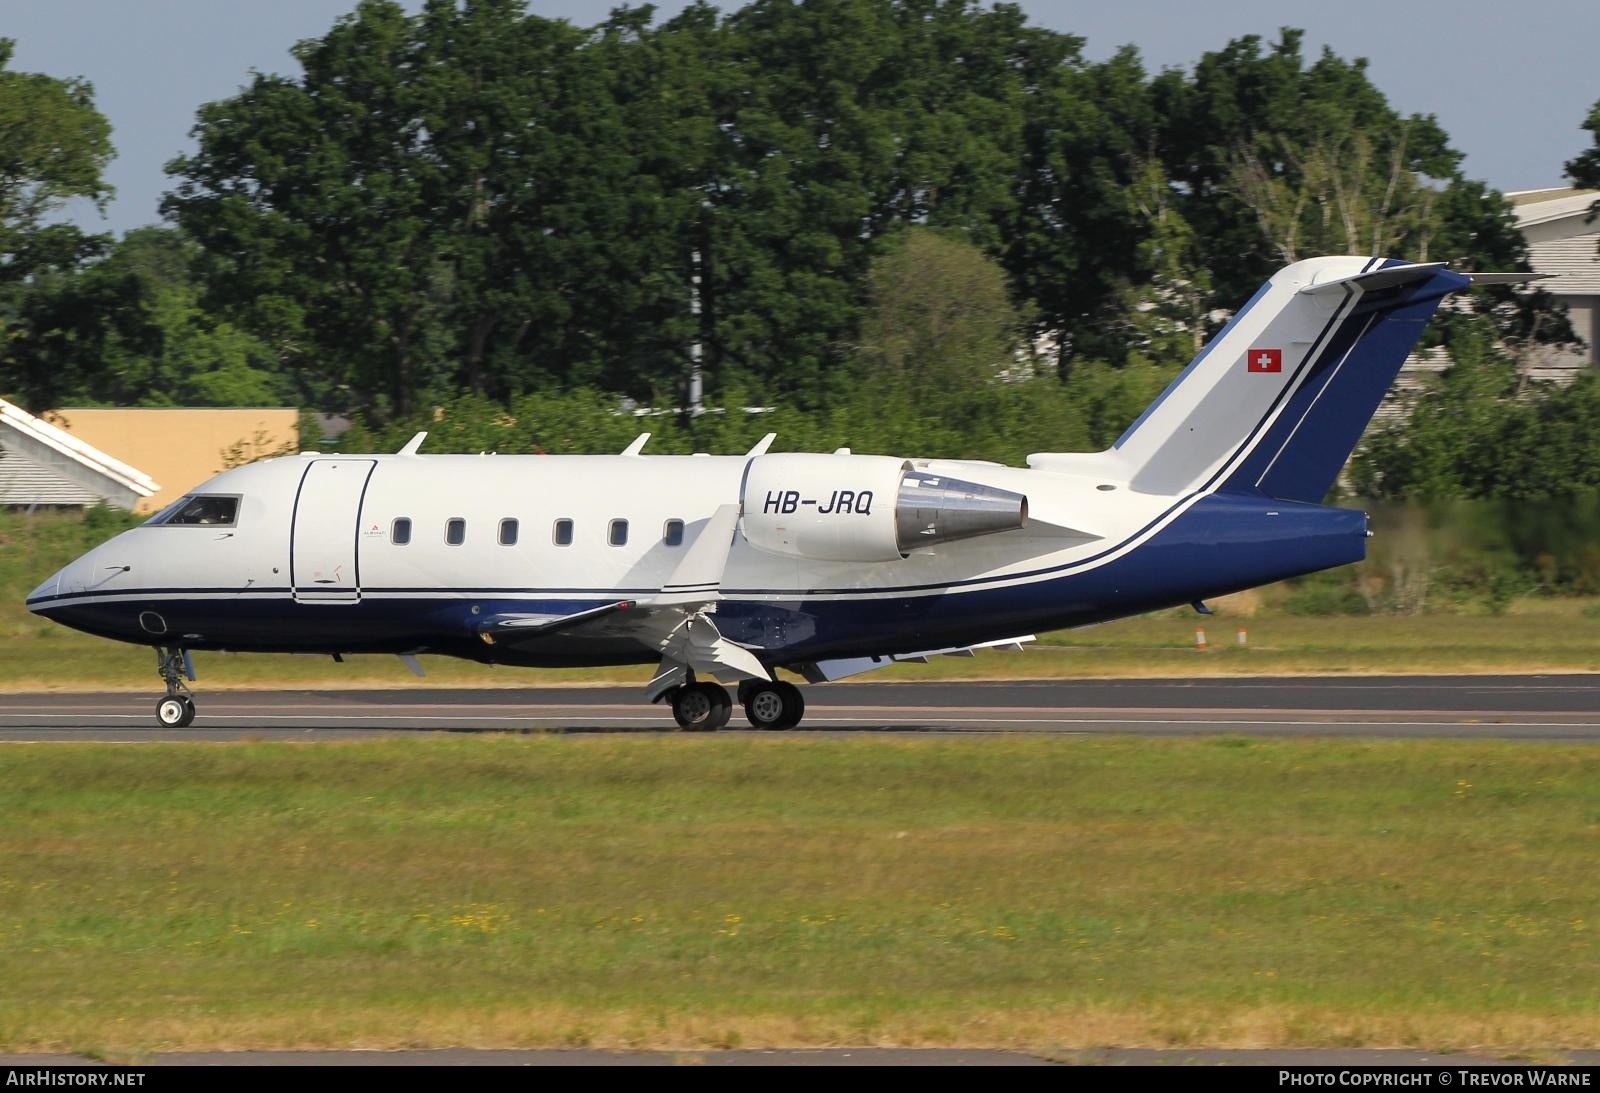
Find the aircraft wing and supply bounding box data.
[796,635,1036,683]
[476,599,639,641]
[476,501,770,697]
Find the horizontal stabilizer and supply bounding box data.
[1463,271,1551,285]
[1297,262,1445,296]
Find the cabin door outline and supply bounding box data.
[290,459,377,604]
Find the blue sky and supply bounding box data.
[7,0,1597,237]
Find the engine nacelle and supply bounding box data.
[740,453,1027,562]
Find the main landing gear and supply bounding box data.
[154,646,196,728]
[739,679,805,731]
[663,677,807,731]
[669,680,733,731]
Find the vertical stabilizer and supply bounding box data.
[1088,256,1468,502]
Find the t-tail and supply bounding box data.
[1075,256,1471,502]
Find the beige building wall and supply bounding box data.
[47,408,300,514]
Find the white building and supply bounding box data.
[1512,187,1600,370]
[0,398,159,510]
[1375,188,1600,423]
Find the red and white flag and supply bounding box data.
[1247,347,1282,373]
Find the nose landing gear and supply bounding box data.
[154,646,197,728]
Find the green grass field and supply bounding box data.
[2,735,1596,1056]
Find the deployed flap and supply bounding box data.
[636,608,770,688]
[655,503,741,604]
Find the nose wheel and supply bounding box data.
[156,694,196,728]
[154,646,197,728]
[740,680,805,730]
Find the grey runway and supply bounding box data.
[3,674,1600,741]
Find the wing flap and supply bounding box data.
[797,635,1036,683]
[477,600,637,644]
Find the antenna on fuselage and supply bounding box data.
[397,432,427,455]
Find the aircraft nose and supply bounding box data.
[26,568,64,614]
[27,547,98,615]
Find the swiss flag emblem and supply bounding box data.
[1248,348,1282,373]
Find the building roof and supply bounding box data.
[1511,188,1600,229]
[0,398,159,508]
[1526,235,1600,294]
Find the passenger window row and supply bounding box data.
[389,517,685,547]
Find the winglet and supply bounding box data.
[621,432,651,456]
[745,432,777,457]
[398,432,427,455]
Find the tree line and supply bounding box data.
[0,0,1596,498]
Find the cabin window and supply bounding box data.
[499,518,519,546]
[151,494,239,527]
[446,518,466,545]
[553,519,573,546]
[392,518,412,545]
[663,519,684,546]
[608,519,629,547]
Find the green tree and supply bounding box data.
[7,228,288,409]
[857,227,1029,391]
[0,38,115,393]
[0,39,114,281]
[1566,98,1600,191]
[1151,31,1462,304]
[165,0,449,419]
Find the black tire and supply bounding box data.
[742,680,805,730]
[673,682,732,731]
[156,695,195,728]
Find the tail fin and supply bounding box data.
[1085,256,1468,502]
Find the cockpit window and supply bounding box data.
[148,495,240,527]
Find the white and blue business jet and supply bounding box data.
[29,256,1484,729]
